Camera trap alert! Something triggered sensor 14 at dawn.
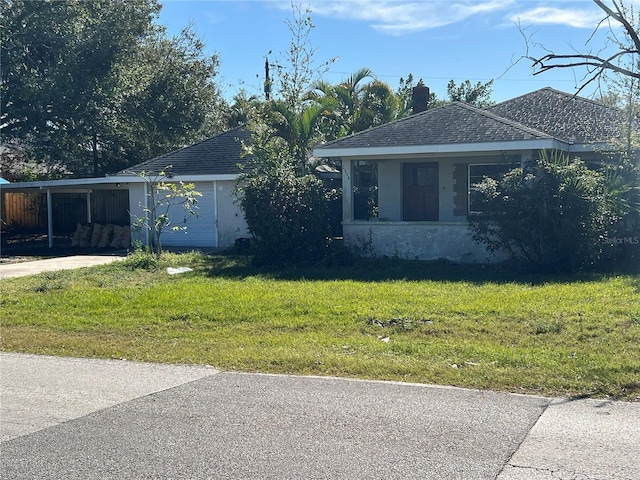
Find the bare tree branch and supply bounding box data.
[527,0,640,90]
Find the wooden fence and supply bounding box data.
[1,189,130,234]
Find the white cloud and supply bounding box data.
[301,1,516,35]
[269,1,636,34]
[509,6,606,28]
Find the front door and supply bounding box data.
[403,163,439,221]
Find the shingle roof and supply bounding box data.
[120,127,252,176]
[486,87,627,144]
[317,102,552,150]
[315,87,629,152]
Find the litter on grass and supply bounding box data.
[167,267,193,275]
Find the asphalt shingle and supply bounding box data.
[487,87,628,144]
[121,127,252,176]
[317,102,552,150]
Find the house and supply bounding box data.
[0,127,252,250]
[312,87,634,263]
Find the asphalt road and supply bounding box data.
[1,353,638,479]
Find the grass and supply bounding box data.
[1,250,639,400]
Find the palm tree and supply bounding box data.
[311,68,400,137]
[266,98,334,172]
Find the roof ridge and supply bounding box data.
[489,86,621,112]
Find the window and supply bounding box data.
[352,161,378,220]
[468,163,516,214]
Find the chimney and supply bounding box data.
[412,81,430,114]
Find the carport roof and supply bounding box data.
[0,176,126,193]
[120,127,252,176]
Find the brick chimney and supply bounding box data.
[412,82,430,114]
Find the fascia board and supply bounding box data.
[0,176,126,191]
[0,174,240,192]
[162,174,240,182]
[314,139,566,158]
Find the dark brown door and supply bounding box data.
[403,163,439,221]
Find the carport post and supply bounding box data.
[46,188,53,248]
[86,192,92,223]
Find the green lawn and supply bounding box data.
[1,251,639,400]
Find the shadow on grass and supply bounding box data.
[201,252,620,286]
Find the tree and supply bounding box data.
[311,68,400,136]
[265,99,333,171]
[468,150,626,271]
[395,75,438,117]
[394,75,494,116]
[268,2,336,112]
[129,167,202,256]
[446,79,494,107]
[226,90,262,128]
[119,24,226,170]
[525,0,639,94]
[0,0,225,178]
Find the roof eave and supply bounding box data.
[0,176,126,191]
[314,139,565,158]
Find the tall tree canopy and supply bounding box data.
[1,0,225,179]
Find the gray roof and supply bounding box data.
[315,87,629,152]
[317,102,552,151]
[487,87,628,144]
[121,127,252,176]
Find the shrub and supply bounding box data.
[239,159,332,265]
[468,150,625,272]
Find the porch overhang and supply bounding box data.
[312,138,609,159]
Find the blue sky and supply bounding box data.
[157,0,635,103]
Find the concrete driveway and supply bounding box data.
[0,254,124,279]
[1,353,638,479]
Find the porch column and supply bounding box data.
[342,158,353,222]
[46,188,53,248]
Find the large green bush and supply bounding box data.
[468,150,626,271]
[239,157,332,265]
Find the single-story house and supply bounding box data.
[0,127,252,249]
[312,87,636,262]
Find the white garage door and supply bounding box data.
[159,182,217,248]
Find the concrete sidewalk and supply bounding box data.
[0,254,124,279]
[1,353,638,479]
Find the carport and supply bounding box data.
[0,176,136,248]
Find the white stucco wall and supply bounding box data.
[343,222,505,263]
[127,182,148,246]
[214,180,250,247]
